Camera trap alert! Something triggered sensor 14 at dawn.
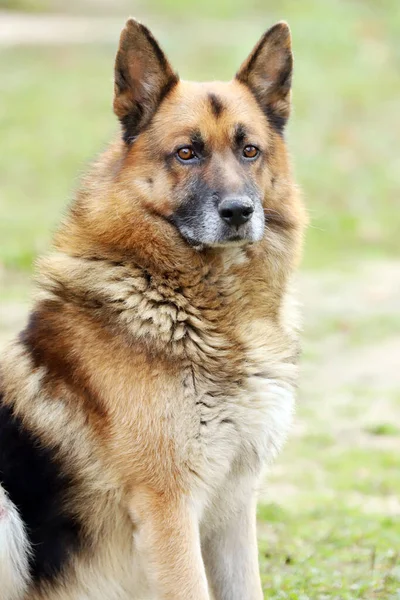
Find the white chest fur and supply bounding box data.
[191,375,295,482]
[184,314,299,526]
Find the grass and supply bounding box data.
[0,45,115,270]
[258,503,400,598]
[365,423,400,437]
[0,0,49,10]
[1,1,400,598]
[257,402,400,597]
[305,314,400,348]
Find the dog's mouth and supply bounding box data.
[168,203,265,250]
[179,227,263,250]
[208,232,253,247]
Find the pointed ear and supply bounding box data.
[236,22,293,134]
[113,19,179,143]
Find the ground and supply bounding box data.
[1,1,399,598]
[260,260,400,598]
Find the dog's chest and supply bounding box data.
[183,347,295,498]
[196,379,272,470]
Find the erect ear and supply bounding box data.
[113,19,179,143]
[236,22,293,134]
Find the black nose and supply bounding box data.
[218,198,254,227]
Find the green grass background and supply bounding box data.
[1,0,400,598]
[1,0,400,271]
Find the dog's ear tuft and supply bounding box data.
[113,19,179,143]
[236,22,293,134]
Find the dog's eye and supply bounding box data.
[243,145,259,159]
[177,147,196,161]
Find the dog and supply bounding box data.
[0,18,306,600]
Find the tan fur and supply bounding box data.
[0,19,306,600]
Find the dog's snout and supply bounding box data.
[218,197,254,227]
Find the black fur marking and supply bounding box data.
[195,400,214,409]
[114,61,129,93]
[121,110,143,145]
[276,56,293,92]
[220,418,234,425]
[137,23,169,72]
[142,270,152,285]
[0,395,83,584]
[172,178,216,221]
[119,63,178,144]
[235,86,288,135]
[264,106,287,134]
[190,130,205,156]
[158,75,179,106]
[234,123,247,148]
[208,93,224,118]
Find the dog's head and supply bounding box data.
[111,19,296,251]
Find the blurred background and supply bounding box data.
[1,0,399,597]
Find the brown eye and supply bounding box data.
[177,147,196,161]
[243,145,259,159]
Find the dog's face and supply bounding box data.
[112,20,294,250]
[145,82,269,248]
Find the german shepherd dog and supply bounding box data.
[0,18,306,600]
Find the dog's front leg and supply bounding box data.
[202,493,263,600]
[129,487,210,600]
